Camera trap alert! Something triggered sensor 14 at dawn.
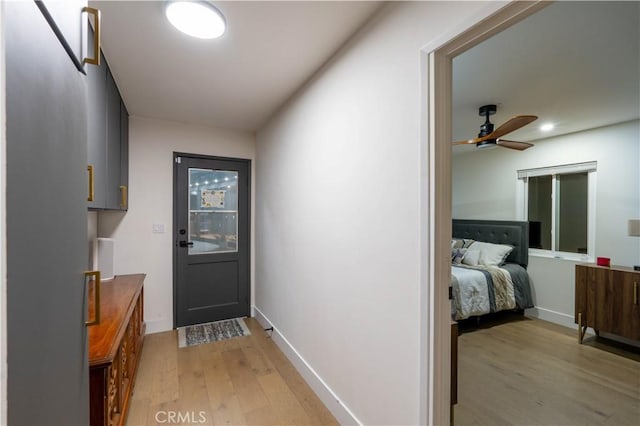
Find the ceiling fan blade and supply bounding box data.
[489,115,538,139]
[497,139,533,151]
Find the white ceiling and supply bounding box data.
[452,1,640,153]
[92,2,639,139]
[90,1,384,131]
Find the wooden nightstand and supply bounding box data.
[575,264,640,343]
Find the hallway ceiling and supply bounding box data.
[90,1,383,131]
[92,2,638,139]
[452,1,640,154]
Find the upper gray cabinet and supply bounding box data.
[120,101,130,208]
[87,27,129,210]
[87,47,107,209]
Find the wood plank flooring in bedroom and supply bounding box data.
[125,318,338,426]
[455,314,640,426]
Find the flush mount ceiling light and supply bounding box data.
[540,123,555,132]
[165,1,226,39]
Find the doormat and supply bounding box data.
[178,318,251,348]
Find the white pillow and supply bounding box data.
[472,241,514,266]
[462,249,480,266]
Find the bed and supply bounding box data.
[451,219,534,321]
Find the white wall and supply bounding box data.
[98,116,255,333]
[254,2,504,425]
[453,120,640,326]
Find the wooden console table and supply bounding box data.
[89,274,145,426]
[575,264,640,343]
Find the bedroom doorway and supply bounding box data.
[173,153,251,327]
[424,2,549,425]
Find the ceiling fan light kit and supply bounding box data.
[477,140,498,149]
[453,104,538,151]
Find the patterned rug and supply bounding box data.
[178,317,251,348]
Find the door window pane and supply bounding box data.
[188,168,238,254]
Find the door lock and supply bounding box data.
[179,241,194,248]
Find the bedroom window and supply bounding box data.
[517,162,596,261]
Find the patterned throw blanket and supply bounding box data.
[451,263,533,320]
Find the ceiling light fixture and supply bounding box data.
[540,123,554,132]
[165,1,226,39]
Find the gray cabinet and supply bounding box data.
[6,1,90,424]
[120,101,130,208]
[106,67,125,209]
[87,27,129,210]
[87,49,107,209]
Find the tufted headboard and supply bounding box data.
[452,219,529,268]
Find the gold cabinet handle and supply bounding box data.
[83,7,101,66]
[120,185,127,209]
[634,282,638,306]
[84,270,101,326]
[87,165,95,202]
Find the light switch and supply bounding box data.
[152,224,165,234]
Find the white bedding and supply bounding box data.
[451,264,516,320]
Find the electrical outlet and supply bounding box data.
[152,224,165,234]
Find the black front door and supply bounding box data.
[174,154,250,327]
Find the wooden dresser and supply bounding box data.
[575,264,640,343]
[89,274,145,426]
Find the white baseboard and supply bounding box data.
[251,306,361,425]
[144,318,173,335]
[525,306,577,330]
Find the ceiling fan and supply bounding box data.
[453,104,538,151]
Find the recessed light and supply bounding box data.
[540,123,554,132]
[165,1,226,39]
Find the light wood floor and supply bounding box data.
[125,318,338,426]
[455,314,640,426]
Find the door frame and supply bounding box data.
[172,152,252,328]
[422,2,549,425]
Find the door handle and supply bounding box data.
[179,241,194,247]
[120,185,127,209]
[84,270,101,326]
[87,164,94,202]
[83,7,101,66]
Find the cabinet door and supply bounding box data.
[105,67,122,209]
[6,2,90,424]
[607,271,640,340]
[120,101,130,210]
[576,265,599,328]
[87,25,107,209]
[575,265,588,323]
